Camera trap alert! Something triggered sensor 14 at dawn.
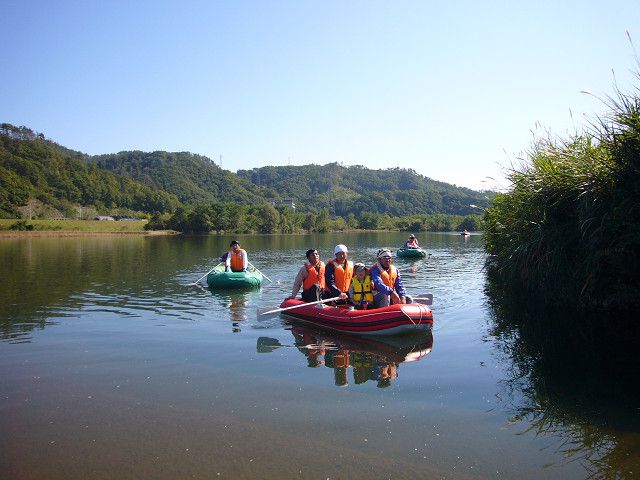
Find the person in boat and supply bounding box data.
[324,244,353,303]
[370,248,411,307]
[289,249,326,302]
[403,234,419,249]
[347,263,374,310]
[224,240,248,272]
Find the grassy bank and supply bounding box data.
[0,219,174,234]
[483,78,640,315]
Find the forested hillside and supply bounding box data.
[91,151,265,205]
[238,164,491,216]
[0,123,493,223]
[0,124,179,218]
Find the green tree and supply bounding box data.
[315,208,330,233]
[303,213,316,232]
[359,211,380,229]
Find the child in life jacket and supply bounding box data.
[348,263,374,310]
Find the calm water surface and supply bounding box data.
[0,233,637,479]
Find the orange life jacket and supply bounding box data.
[328,259,354,293]
[303,261,326,290]
[229,249,246,272]
[372,263,398,288]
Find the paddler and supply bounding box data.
[324,244,353,303]
[289,249,326,302]
[370,248,411,307]
[347,263,373,309]
[224,240,248,272]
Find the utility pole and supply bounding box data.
[219,154,222,168]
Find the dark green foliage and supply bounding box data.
[483,80,640,313]
[237,163,493,216]
[9,220,33,230]
[91,151,264,205]
[0,125,180,217]
[1,123,493,228]
[145,200,307,234]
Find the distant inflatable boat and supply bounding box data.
[396,247,427,258]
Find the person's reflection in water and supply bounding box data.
[228,295,248,333]
[332,349,350,387]
[298,330,326,367]
[377,363,398,388]
[284,325,432,387]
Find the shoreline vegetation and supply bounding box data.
[0,219,174,236]
[1,123,491,235]
[482,72,640,367]
[484,76,640,313]
[0,219,479,236]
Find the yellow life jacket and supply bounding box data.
[352,275,374,303]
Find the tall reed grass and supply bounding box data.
[484,76,640,314]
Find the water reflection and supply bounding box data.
[257,324,433,388]
[485,270,640,479]
[208,290,255,332]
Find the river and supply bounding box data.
[0,232,637,479]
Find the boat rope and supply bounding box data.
[402,304,417,325]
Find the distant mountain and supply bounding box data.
[0,124,179,218]
[0,123,493,219]
[237,163,492,216]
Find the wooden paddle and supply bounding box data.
[259,296,342,316]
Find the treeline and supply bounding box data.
[145,200,482,233]
[94,154,492,216]
[237,163,490,216]
[0,123,492,227]
[483,79,640,316]
[0,124,179,218]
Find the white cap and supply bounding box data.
[334,244,348,254]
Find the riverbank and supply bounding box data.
[0,219,178,236]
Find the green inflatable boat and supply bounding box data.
[206,265,263,289]
[396,247,427,258]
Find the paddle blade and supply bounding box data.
[413,293,433,305]
[256,306,282,319]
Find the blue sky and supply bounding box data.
[1,1,638,190]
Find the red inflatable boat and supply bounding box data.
[277,299,433,336]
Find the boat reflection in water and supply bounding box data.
[257,324,433,387]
